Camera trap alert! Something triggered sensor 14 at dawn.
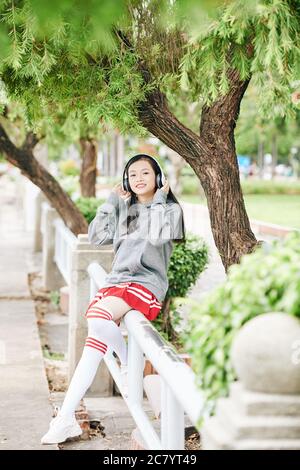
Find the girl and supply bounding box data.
[41,153,185,444]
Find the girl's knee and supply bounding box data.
[87,317,119,340]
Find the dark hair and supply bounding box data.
[124,155,186,244]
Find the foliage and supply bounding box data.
[153,233,209,348]
[180,175,300,197]
[74,196,105,224]
[235,85,300,160]
[42,347,65,361]
[181,174,202,195]
[241,179,300,195]
[58,158,80,176]
[50,290,60,307]
[0,0,299,141]
[167,232,209,299]
[182,230,300,424]
[180,0,300,119]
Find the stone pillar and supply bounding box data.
[33,190,47,252]
[41,203,66,291]
[24,178,40,232]
[201,312,300,450]
[68,234,115,396]
[116,132,125,176]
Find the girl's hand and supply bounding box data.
[112,182,131,200]
[160,178,170,194]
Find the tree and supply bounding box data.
[0,94,108,233]
[0,0,299,270]
[0,111,88,234]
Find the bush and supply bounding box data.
[153,233,209,349]
[74,196,105,224]
[241,180,300,195]
[59,159,80,176]
[50,290,60,307]
[183,231,300,423]
[181,176,203,196]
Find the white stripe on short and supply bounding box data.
[127,288,161,307]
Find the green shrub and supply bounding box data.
[153,233,209,349]
[59,159,80,176]
[50,290,60,307]
[182,231,300,424]
[241,180,300,195]
[42,347,65,361]
[181,176,202,195]
[74,196,105,224]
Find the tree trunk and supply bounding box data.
[161,296,180,346]
[193,155,258,271]
[197,75,259,271]
[79,138,98,197]
[0,125,88,235]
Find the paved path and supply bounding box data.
[0,173,57,450]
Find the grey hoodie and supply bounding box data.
[87,188,184,303]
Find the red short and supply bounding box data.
[84,282,163,322]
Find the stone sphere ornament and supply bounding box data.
[231,312,300,394]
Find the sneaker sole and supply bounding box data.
[41,427,82,445]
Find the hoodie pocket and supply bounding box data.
[111,238,144,274]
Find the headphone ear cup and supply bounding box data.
[156,174,160,188]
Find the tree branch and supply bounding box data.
[0,123,88,235]
[21,131,39,152]
[114,29,211,165]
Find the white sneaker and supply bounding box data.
[41,411,82,444]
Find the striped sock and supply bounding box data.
[86,305,128,366]
[59,336,107,419]
[60,305,127,418]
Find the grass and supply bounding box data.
[180,194,300,229]
[243,194,300,229]
[43,348,65,361]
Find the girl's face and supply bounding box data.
[128,159,156,198]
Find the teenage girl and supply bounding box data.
[41,153,185,444]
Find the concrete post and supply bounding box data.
[68,234,114,396]
[201,312,300,450]
[33,190,47,252]
[41,202,66,291]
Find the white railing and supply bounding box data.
[53,218,77,284]
[87,261,205,450]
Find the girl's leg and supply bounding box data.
[59,296,131,418]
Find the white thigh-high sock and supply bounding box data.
[59,306,127,419]
[85,304,128,366]
[59,335,107,419]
